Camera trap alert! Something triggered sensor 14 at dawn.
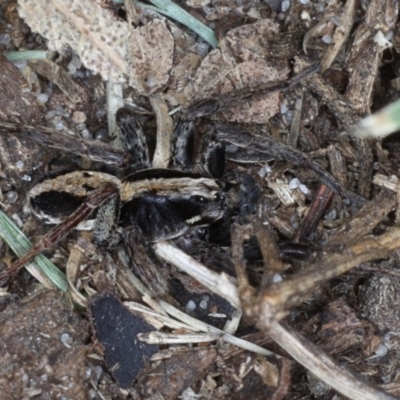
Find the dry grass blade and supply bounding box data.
[0,121,127,166]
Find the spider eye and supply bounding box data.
[213,192,224,202]
[192,195,207,204]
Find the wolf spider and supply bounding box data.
[0,108,227,287]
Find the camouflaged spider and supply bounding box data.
[0,109,226,284]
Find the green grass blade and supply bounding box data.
[114,0,218,48]
[4,50,49,62]
[0,210,68,291]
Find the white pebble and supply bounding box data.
[324,208,337,221]
[258,165,271,177]
[330,16,342,26]
[280,103,289,114]
[45,110,58,120]
[186,300,196,311]
[203,4,216,14]
[70,54,82,69]
[374,344,388,357]
[281,0,290,11]
[60,333,72,348]
[22,174,31,182]
[16,160,24,170]
[273,273,283,283]
[13,60,27,70]
[80,129,90,139]
[197,42,210,57]
[6,191,18,204]
[199,296,209,309]
[289,178,300,189]
[299,184,310,195]
[37,93,49,104]
[67,64,76,75]
[322,34,332,44]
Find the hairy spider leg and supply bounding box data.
[117,108,150,169]
[0,183,119,285]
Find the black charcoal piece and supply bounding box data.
[89,293,158,388]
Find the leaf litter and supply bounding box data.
[0,0,399,398]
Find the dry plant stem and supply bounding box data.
[326,189,396,247]
[271,357,292,400]
[150,95,174,168]
[216,125,364,205]
[320,0,356,71]
[185,62,319,119]
[0,121,127,167]
[294,184,333,242]
[0,184,118,283]
[231,223,398,400]
[263,321,396,400]
[287,92,303,147]
[265,228,400,309]
[344,0,397,113]
[28,59,88,103]
[252,220,284,288]
[294,56,359,128]
[153,241,240,308]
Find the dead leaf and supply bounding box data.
[128,19,174,95]
[182,19,290,123]
[18,0,129,82]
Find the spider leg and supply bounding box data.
[0,183,118,285]
[117,108,150,169]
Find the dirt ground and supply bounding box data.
[1,0,400,399]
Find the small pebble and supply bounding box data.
[0,33,11,45]
[16,160,24,170]
[281,0,290,11]
[289,178,300,189]
[315,2,325,12]
[13,60,27,70]
[45,110,58,120]
[186,300,196,311]
[203,4,216,14]
[72,111,87,124]
[280,103,289,114]
[197,42,210,57]
[67,64,76,75]
[199,296,209,309]
[6,191,18,204]
[322,34,332,44]
[330,16,342,26]
[37,93,49,104]
[258,165,271,177]
[60,333,72,348]
[374,344,388,357]
[70,54,82,69]
[324,208,337,221]
[80,129,91,139]
[299,184,310,195]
